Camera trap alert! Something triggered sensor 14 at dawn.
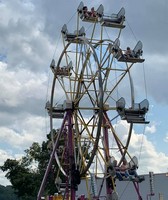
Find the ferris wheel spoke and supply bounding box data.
[74,74,99,106]
[104,69,130,104]
[75,109,98,138]
[103,112,132,163]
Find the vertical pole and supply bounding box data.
[102,112,111,196]
[37,113,68,200]
[149,172,155,196]
[133,182,142,200]
[67,109,76,200]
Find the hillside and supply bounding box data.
[0,185,19,200]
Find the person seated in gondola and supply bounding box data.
[134,49,143,58]
[83,6,90,17]
[128,164,138,178]
[115,159,130,180]
[106,159,117,189]
[90,7,96,17]
[124,47,133,58]
[71,164,81,191]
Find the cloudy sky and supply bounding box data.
[0,0,168,186]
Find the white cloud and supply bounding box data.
[0,149,13,166]
[0,171,11,186]
[145,124,156,134]
[164,133,168,143]
[0,1,55,73]
[0,115,47,150]
[129,127,168,174]
[0,62,48,110]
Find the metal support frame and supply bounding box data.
[37,109,76,200]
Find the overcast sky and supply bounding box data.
[0,0,168,186]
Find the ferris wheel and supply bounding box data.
[38,2,149,200]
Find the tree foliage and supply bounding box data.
[0,134,57,199]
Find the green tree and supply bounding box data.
[0,134,57,199]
